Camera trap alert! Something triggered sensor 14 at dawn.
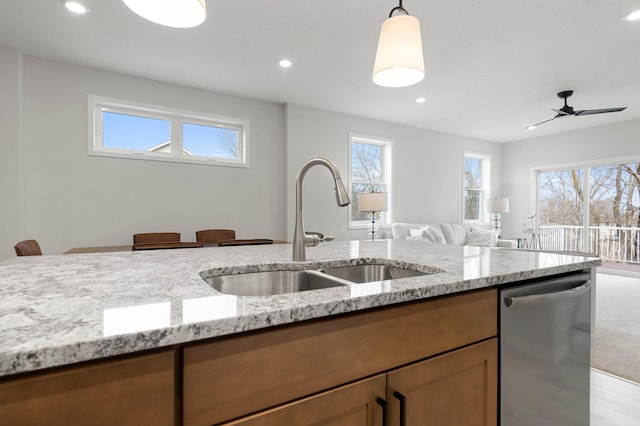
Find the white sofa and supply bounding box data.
[391,222,517,248]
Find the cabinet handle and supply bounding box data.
[393,391,407,426]
[376,397,388,426]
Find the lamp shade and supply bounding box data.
[372,14,425,88]
[359,192,388,212]
[485,197,510,213]
[123,0,207,28]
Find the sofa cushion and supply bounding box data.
[438,224,467,245]
[392,223,428,239]
[466,228,498,247]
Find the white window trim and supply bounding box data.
[88,95,249,168]
[463,151,491,224]
[348,133,393,229]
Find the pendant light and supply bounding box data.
[372,0,425,88]
[122,0,207,28]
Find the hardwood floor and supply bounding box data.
[591,369,640,425]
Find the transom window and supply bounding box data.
[89,96,248,167]
[349,134,392,228]
[463,153,490,222]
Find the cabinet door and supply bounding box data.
[387,339,497,426]
[184,289,496,425]
[0,350,176,426]
[223,374,387,426]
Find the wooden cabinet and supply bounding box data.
[222,339,497,426]
[387,339,497,426]
[183,289,497,425]
[0,349,176,426]
[223,374,388,426]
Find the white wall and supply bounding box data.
[501,119,640,238]
[1,54,286,258]
[1,51,507,260]
[0,46,23,260]
[285,104,502,241]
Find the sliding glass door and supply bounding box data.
[537,162,640,270]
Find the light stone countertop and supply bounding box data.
[0,240,600,377]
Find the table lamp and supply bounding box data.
[359,192,388,241]
[485,196,510,237]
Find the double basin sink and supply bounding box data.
[203,263,438,297]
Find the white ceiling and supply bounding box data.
[1,0,639,142]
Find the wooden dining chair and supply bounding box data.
[195,229,236,244]
[133,232,181,245]
[14,239,43,256]
[217,239,273,247]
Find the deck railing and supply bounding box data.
[538,225,640,264]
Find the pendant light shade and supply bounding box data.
[123,0,207,28]
[372,5,425,88]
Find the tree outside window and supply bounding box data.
[464,153,490,221]
[350,135,392,226]
[537,162,640,265]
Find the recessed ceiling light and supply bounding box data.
[62,0,87,14]
[526,125,537,131]
[415,97,427,104]
[279,59,293,68]
[626,10,640,21]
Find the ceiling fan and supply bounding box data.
[527,90,627,129]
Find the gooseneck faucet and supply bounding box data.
[293,158,350,261]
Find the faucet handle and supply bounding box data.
[304,232,334,247]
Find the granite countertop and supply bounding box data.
[0,240,600,377]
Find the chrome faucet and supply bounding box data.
[293,158,350,261]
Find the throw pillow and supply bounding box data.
[420,225,445,244]
[409,228,422,237]
[466,228,498,247]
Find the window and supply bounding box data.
[536,161,640,269]
[463,153,490,221]
[89,96,248,166]
[349,134,392,228]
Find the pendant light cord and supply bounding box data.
[389,0,409,17]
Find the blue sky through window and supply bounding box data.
[102,111,239,159]
[103,112,169,150]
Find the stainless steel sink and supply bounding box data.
[203,270,349,296]
[319,264,428,283]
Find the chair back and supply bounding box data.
[217,239,273,247]
[133,232,180,245]
[195,229,236,244]
[14,240,42,256]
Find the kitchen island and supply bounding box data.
[0,240,600,425]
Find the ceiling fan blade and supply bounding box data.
[527,115,558,129]
[551,108,572,116]
[575,107,627,116]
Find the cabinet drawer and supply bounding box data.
[0,349,176,426]
[184,289,496,425]
[223,374,387,426]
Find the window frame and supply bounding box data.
[88,95,249,167]
[463,152,491,223]
[348,133,393,229]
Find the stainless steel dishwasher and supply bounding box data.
[500,271,592,426]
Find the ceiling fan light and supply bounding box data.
[372,14,425,88]
[122,0,207,28]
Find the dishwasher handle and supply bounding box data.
[504,279,591,308]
